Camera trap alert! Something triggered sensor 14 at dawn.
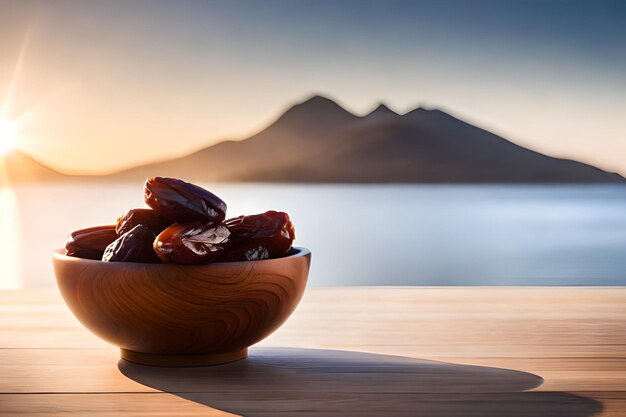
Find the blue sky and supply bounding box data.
[1,0,625,174]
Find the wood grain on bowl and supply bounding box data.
[52,248,310,366]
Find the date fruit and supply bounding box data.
[66,225,118,260]
[116,208,172,236]
[102,225,161,263]
[144,177,227,223]
[220,211,295,262]
[154,222,230,264]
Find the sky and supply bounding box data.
[1,0,625,175]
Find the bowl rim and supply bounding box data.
[53,246,311,267]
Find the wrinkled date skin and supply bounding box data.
[144,177,227,223]
[154,222,230,264]
[220,211,295,262]
[66,225,118,260]
[102,225,161,263]
[116,208,172,236]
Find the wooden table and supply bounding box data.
[1,287,625,416]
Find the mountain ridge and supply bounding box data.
[4,94,624,183]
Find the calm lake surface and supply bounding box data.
[2,183,626,288]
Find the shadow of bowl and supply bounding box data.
[119,347,602,417]
[53,248,310,366]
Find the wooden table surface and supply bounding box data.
[1,287,625,416]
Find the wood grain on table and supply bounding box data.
[1,287,625,416]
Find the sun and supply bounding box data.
[0,118,17,155]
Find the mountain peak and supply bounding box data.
[404,106,448,117]
[272,94,357,130]
[299,94,338,107]
[365,103,398,118]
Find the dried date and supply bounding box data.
[220,211,295,262]
[153,222,230,264]
[219,244,271,262]
[144,177,227,223]
[116,208,172,236]
[65,225,118,260]
[102,225,161,263]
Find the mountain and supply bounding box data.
[108,95,623,183]
[0,151,66,183]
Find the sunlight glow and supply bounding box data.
[0,186,21,289]
[0,154,21,289]
[0,119,17,154]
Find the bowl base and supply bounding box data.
[120,348,248,367]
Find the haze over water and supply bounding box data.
[4,183,626,289]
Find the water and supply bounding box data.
[2,183,626,288]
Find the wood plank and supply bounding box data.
[2,348,626,394]
[0,392,623,416]
[0,394,231,416]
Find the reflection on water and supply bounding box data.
[0,164,21,289]
[4,182,626,288]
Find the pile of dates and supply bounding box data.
[65,177,295,264]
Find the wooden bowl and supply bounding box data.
[52,247,310,366]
